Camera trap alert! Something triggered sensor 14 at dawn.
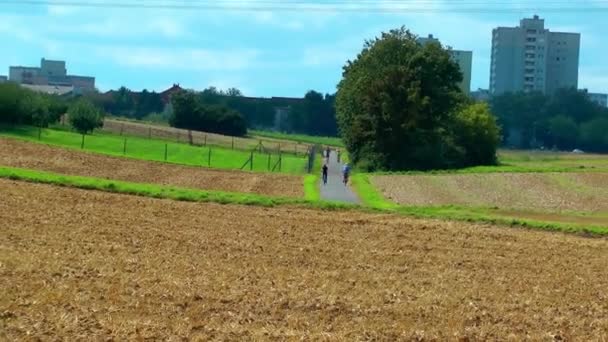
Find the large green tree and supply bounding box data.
[336,27,494,171]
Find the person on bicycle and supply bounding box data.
[322,163,329,185]
[342,163,351,185]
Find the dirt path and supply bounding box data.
[0,137,303,197]
[2,180,608,339]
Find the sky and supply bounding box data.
[1,0,607,97]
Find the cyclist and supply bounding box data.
[342,163,351,185]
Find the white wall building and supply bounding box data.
[8,58,95,92]
[418,34,472,94]
[490,15,580,95]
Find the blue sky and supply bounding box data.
[1,0,607,97]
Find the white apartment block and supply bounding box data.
[418,34,473,95]
[490,15,580,95]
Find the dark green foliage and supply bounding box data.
[335,27,499,171]
[68,99,104,135]
[0,82,66,126]
[491,88,608,152]
[169,90,247,137]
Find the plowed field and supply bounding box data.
[2,180,608,339]
[373,173,608,212]
[0,137,303,197]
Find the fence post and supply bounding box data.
[38,126,42,140]
[120,123,124,136]
[176,131,180,143]
[279,154,282,172]
[250,151,254,171]
[231,137,234,150]
[148,126,152,139]
[204,134,207,147]
[164,143,168,161]
[259,141,263,153]
[267,153,271,171]
[81,134,85,149]
[208,147,211,167]
[295,143,298,155]
[278,143,281,154]
[123,138,127,155]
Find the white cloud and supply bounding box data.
[47,5,80,16]
[96,46,261,71]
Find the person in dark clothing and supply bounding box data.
[322,163,329,185]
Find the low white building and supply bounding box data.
[8,58,95,92]
[0,75,7,83]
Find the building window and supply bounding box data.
[525,61,535,66]
[527,29,537,34]
[525,53,536,58]
[525,68,535,74]
[557,57,560,61]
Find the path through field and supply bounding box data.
[319,151,359,203]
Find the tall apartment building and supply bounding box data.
[8,58,95,93]
[490,15,580,95]
[417,34,472,95]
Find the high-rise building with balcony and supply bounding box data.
[490,15,580,95]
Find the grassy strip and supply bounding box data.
[395,206,608,235]
[1,166,606,235]
[350,173,398,209]
[303,174,320,201]
[366,163,607,175]
[0,166,354,210]
[0,125,308,174]
[251,130,344,147]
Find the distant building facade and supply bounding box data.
[0,75,7,83]
[581,90,608,107]
[8,58,95,93]
[471,88,491,102]
[418,34,473,94]
[490,15,580,95]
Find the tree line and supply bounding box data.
[0,82,104,136]
[490,89,608,152]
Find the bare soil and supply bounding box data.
[2,180,608,340]
[373,173,608,212]
[0,137,303,198]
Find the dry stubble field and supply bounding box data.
[0,137,303,198]
[2,179,608,340]
[373,173,608,213]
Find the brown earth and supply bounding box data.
[373,173,608,213]
[2,180,608,340]
[0,137,303,198]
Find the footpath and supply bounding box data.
[319,151,360,204]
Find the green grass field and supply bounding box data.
[251,130,344,147]
[0,125,308,174]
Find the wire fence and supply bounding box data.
[19,125,310,173]
[100,119,312,157]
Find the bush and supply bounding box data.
[0,83,64,126]
[68,99,104,134]
[451,103,501,166]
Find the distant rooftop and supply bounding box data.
[21,84,74,95]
